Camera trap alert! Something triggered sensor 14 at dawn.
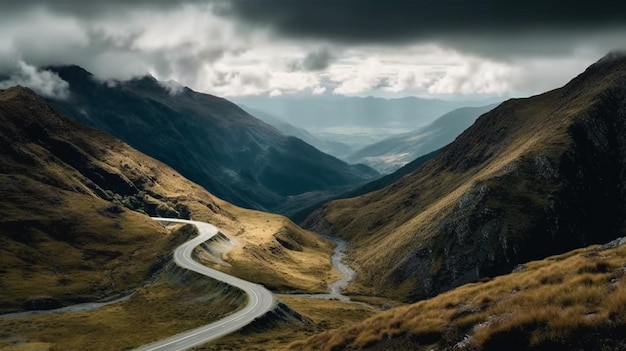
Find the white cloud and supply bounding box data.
[312,86,326,95]
[158,79,184,95]
[331,58,389,94]
[0,60,70,99]
[426,58,515,95]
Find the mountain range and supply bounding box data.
[3,51,626,351]
[45,66,378,218]
[346,103,499,173]
[232,94,497,130]
[238,105,353,158]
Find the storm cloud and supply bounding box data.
[289,48,335,72]
[0,1,624,98]
[226,0,626,42]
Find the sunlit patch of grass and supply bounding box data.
[194,296,376,351]
[202,203,340,294]
[0,266,246,351]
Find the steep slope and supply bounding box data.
[0,86,236,313]
[292,149,441,223]
[0,86,336,314]
[305,52,626,301]
[289,238,626,351]
[347,104,499,173]
[46,66,378,216]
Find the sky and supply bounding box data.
[0,0,625,100]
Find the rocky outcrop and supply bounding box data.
[389,66,626,300]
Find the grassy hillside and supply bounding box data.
[0,86,343,350]
[287,237,626,350]
[293,149,441,223]
[304,52,626,301]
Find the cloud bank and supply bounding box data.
[0,1,623,98]
[0,61,70,99]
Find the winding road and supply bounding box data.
[134,218,275,351]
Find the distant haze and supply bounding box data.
[232,95,499,130]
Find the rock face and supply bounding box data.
[304,53,626,301]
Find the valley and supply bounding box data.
[1,2,625,349]
[0,87,348,350]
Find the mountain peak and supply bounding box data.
[595,50,626,65]
[0,85,38,99]
[47,65,93,79]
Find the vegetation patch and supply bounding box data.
[0,263,245,351]
[287,240,626,350]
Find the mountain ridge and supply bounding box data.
[44,65,378,217]
[304,52,626,301]
[347,103,499,173]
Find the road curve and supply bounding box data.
[134,218,275,351]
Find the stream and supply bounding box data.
[288,235,357,302]
[1,232,362,320]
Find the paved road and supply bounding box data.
[134,218,275,351]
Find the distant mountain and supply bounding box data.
[304,52,626,302]
[239,105,353,158]
[0,86,240,313]
[347,104,499,173]
[291,149,441,223]
[45,66,378,217]
[232,94,497,130]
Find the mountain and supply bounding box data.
[0,86,336,315]
[346,104,499,173]
[289,237,626,350]
[231,94,496,130]
[0,86,236,313]
[292,149,441,223]
[239,105,353,158]
[304,52,626,302]
[44,66,378,217]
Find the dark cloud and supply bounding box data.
[289,48,335,71]
[0,0,194,17]
[302,48,334,71]
[226,0,626,43]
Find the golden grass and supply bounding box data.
[194,295,377,351]
[0,87,343,350]
[0,266,245,351]
[287,241,626,350]
[199,202,339,293]
[0,175,179,313]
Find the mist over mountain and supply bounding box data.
[347,103,500,173]
[231,94,497,130]
[238,105,353,158]
[43,65,378,217]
